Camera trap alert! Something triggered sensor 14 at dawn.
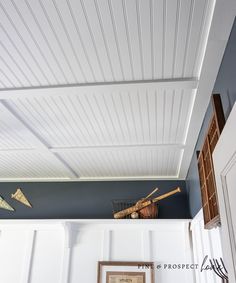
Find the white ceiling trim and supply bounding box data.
[0,143,184,153]
[0,176,183,182]
[0,78,198,100]
[50,144,185,152]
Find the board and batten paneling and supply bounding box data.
[0,220,194,283]
[190,209,224,283]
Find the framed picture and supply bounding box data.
[97,261,154,283]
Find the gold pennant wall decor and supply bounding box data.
[0,196,14,211]
[11,188,32,208]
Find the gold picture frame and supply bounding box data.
[97,261,154,283]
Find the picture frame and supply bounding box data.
[97,261,154,283]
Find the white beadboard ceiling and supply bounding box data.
[0,0,235,181]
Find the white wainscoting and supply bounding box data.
[0,219,195,283]
[190,209,224,283]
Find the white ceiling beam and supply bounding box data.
[0,78,198,100]
[50,143,185,152]
[0,175,181,182]
[0,143,185,154]
[0,101,79,178]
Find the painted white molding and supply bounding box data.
[0,78,198,100]
[0,219,191,227]
[191,209,224,283]
[50,143,185,153]
[206,232,217,283]
[141,230,151,261]
[191,226,201,283]
[0,219,192,283]
[0,175,182,182]
[183,222,195,283]
[20,230,36,283]
[101,230,111,261]
[0,143,185,154]
[60,222,77,283]
[60,248,71,283]
[62,222,74,249]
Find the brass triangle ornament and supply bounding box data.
[0,196,14,211]
[11,188,32,208]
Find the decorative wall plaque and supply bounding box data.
[11,188,32,208]
[0,196,14,211]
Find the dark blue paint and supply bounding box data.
[0,180,189,219]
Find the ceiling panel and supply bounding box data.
[6,89,194,148]
[0,151,70,179]
[0,103,38,149]
[0,0,233,181]
[57,147,182,178]
[0,0,209,88]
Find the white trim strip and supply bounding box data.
[20,230,36,283]
[0,78,198,99]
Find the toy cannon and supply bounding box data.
[113,187,181,219]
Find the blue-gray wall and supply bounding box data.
[0,180,189,219]
[187,18,236,218]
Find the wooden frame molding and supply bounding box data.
[97,261,154,283]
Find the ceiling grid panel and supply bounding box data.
[0,103,39,150]
[51,0,88,83]
[10,98,62,147]
[0,69,14,88]
[66,95,99,146]
[171,0,180,78]
[0,0,217,87]
[107,0,126,80]
[0,40,32,87]
[123,0,143,80]
[78,94,110,144]
[192,0,214,77]
[28,0,75,84]
[67,0,106,82]
[0,0,234,181]
[93,0,119,81]
[183,0,208,76]
[181,0,195,77]
[89,94,117,144]
[0,54,23,88]
[0,1,51,85]
[55,147,182,179]
[173,0,192,77]
[163,0,178,78]
[3,0,58,85]
[37,0,79,83]
[0,152,71,179]
[118,91,138,144]
[79,0,111,81]
[152,0,164,79]
[175,90,195,144]
[24,0,69,84]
